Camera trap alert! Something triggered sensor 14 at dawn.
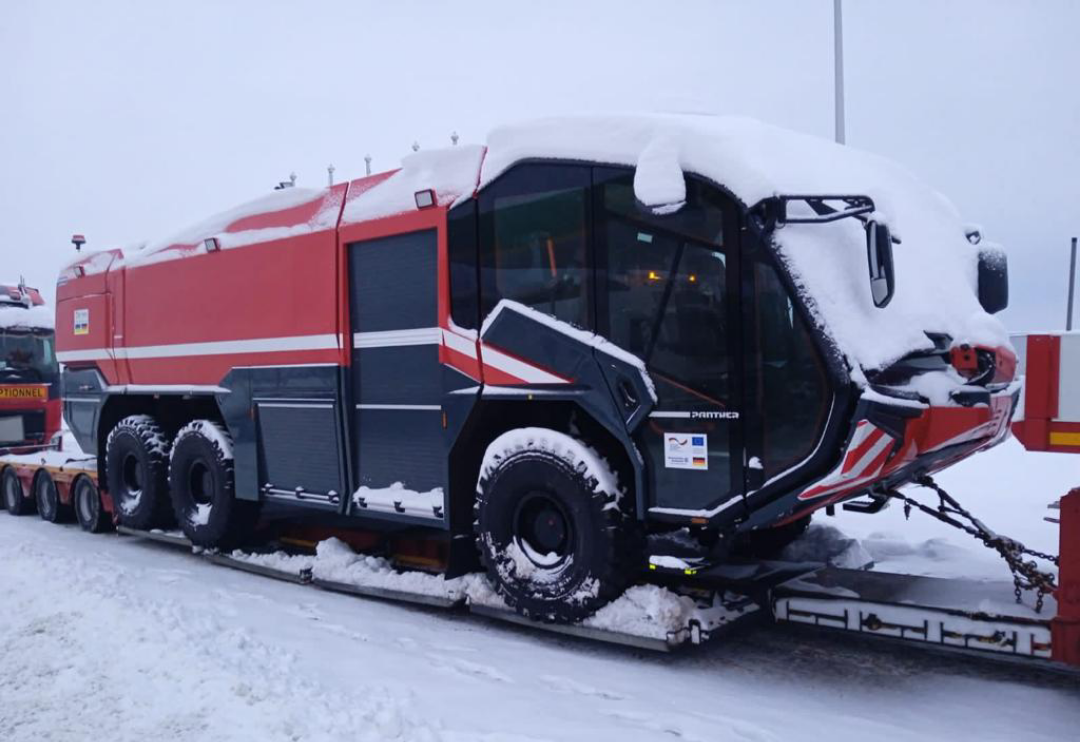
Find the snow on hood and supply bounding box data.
[482,114,1009,373]
[0,304,53,330]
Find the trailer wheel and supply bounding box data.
[168,420,258,548]
[105,415,173,531]
[475,428,638,624]
[73,475,112,533]
[34,470,71,523]
[3,466,35,516]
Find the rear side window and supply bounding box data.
[478,164,591,328]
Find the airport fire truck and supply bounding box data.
[28,115,1022,625]
[0,281,60,455]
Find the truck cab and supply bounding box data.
[0,282,61,452]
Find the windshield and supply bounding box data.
[0,329,58,382]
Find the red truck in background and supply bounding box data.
[0,281,61,453]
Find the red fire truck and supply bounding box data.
[0,281,61,454]
[48,115,1018,623]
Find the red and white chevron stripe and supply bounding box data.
[796,421,896,501]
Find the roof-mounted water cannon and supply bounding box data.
[72,234,86,252]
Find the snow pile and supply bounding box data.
[353,482,443,518]
[482,114,1009,373]
[584,585,750,640]
[342,145,485,225]
[63,187,346,276]
[233,538,482,601]
[59,248,120,280]
[129,187,344,269]
[0,304,53,330]
[632,136,686,213]
[781,524,875,570]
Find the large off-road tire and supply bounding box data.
[73,474,112,533]
[2,466,35,516]
[475,427,639,624]
[34,470,71,524]
[105,415,173,531]
[733,515,812,559]
[168,420,259,549]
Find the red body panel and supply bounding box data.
[1052,488,1080,666]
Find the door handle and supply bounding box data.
[617,379,639,410]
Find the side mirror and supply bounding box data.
[866,220,895,308]
[977,245,1008,314]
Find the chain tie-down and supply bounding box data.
[886,476,1059,613]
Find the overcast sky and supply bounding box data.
[2,0,1077,331]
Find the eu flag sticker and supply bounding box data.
[664,433,708,470]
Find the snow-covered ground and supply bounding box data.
[1,436,1077,741]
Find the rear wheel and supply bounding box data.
[475,428,639,623]
[35,470,70,523]
[2,467,34,516]
[73,475,112,533]
[168,420,259,548]
[105,415,173,531]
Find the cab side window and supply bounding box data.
[478,164,591,328]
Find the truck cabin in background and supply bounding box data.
[0,281,61,453]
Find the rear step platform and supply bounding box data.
[773,568,1055,660]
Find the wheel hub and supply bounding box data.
[515,493,571,562]
[188,461,213,506]
[121,454,142,495]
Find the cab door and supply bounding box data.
[593,168,745,517]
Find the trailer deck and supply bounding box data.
[4,445,1071,667]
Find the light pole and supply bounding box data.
[1068,237,1077,332]
[834,0,846,145]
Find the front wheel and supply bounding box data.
[475,427,639,624]
[168,420,259,548]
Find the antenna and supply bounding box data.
[327,164,335,187]
[364,155,372,176]
[71,234,86,252]
[412,141,420,152]
[451,131,459,146]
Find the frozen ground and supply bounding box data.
[1,437,1077,741]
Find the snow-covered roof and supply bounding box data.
[341,145,485,225]
[60,114,1007,374]
[482,114,1008,372]
[0,304,53,331]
